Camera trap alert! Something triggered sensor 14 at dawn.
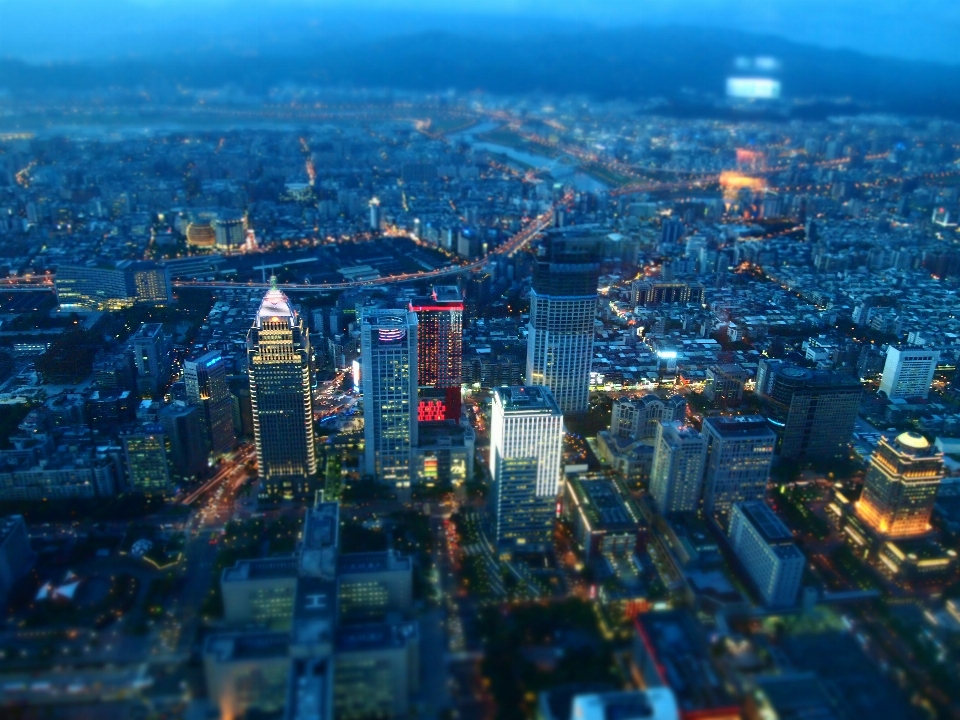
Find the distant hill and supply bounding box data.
[3,25,960,119]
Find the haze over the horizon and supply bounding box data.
[1,0,959,66]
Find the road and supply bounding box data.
[171,198,561,293]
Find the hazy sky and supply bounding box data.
[1,0,959,64]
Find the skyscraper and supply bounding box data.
[130,323,172,398]
[763,364,862,460]
[649,422,707,515]
[879,347,939,400]
[185,351,237,456]
[159,401,208,478]
[702,415,776,523]
[489,386,564,556]
[123,428,172,496]
[360,309,419,490]
[247,281,317,498]
[526,237,600,414]
[856,432,943,538]
[409,286,463,422]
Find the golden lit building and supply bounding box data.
[856,432,943,538]
[186,221,217,248]
[247,279,317,498]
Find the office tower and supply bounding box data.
[611,394,686,441]
[856,432,944,537]
[369,198,381,231]
[879,347,939,400]
[649,422,707,514]
[214,216,246,252]
[130,323,172,398]
[247,282,317,498]
[221,557,299,631]
[203,632,291,720]
[55,261,171,311]
[755,357,784,397]
[159,401,208,478]
[729,502,804,608]
[526,237,600,414]
[409,286,463,422]
[123,428,172,496]
[334,621,420,720]
[360,309,418,489]
[489,386,564,556]
[702,415,776,523]
[0,515,34,607]
[704,364,748,406]
[337,550,413,620]
[660,217,684,248]
[184,351,237,456]
[764,364,863,460]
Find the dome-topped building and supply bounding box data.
[856,431,943,538]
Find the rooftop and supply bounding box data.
[736,501,793,544]
[338,550,412,575]
[702,414,776,440]
[222,557,299,583]
[494,385,562,415]
[335,621,418,652]
[203,631,290,662]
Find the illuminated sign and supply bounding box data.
[205,356,222,367]
[726,77,781,99]
[378,327,407,343]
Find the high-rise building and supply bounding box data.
[247,282,317,498]
[649,422,707,514]
[0,515,34,608]
[489,386,564,556]
[360,309,418,490]
[879,347,939,400]
[185,351,237,456]
[704,364,748,407]
[526,237,600,414]
[159,401,208,478]
[702,415,776,523]
[130,323,172,398]
[856,432,944,538]
[123,428,172,496]
[409,286,463,422]
[659,217,684,248]
[610,394,687,441]
[763,364,862,460]
[729,501,804,608]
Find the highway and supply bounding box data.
[171,198,563,293]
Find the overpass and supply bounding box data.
[172,196,564,293]
[0,194,567,296]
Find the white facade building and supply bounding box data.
[729,501,804,608]
[489,386,564,554]
[879,346,939,400]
